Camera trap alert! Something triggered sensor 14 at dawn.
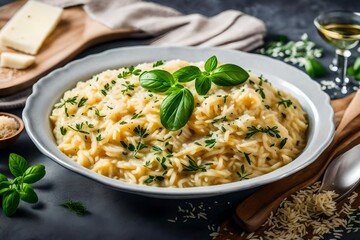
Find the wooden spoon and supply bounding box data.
[234,90,360,232]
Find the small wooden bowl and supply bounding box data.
[0,112,24,149]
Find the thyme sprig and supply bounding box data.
[246,126,281,139]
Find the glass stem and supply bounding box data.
[335,49,351,88]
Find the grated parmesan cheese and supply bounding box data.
[0,115,19,139]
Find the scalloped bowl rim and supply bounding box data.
[23,46,334,198]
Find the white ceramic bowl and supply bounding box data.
[23,46,334,199]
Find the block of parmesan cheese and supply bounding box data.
[0,52,35,69]
[0,1,63,55]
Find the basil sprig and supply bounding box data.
[0,153,46,217]
[139,56,249,131]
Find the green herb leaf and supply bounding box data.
[144,175,164,184]
[304,58,325,78]
[244,152,251,165]
[61,200,90,216]
[347,66,355,76]
[160,88,194,131]
[60,126,67,136]
[77,97,88,107]
[19,183,38,203]
[2,190,20,217]
[279,138,288,149]
[139,70,174,92]
[23,165,46,184]
[195,76,212,95]
[246,126,281,139]
[9,153,28,177]
[278,99,293,108]
[211,64,249,86]
[236,165,251,180]
[182,156,207,172]
[0,173,8,183]
[152,60,164,68]
[173,66,202,83]
[205,139,216,148]
[354,57,360,72]
[204,56,218,72]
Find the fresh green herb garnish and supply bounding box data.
[92,107,105,118]
[68,122,90,135]
[55,96,78,117]
[279,138,288,149]
[205,139,216,148]
[152,146,162,154]
[77,97,88,108]
[121,81,135,96]
[255,85,266,99]
[144,175,164,184]
[182,155,207,172]
[118,66,142,78]
[347,57,360,81]
[139,56,249,131]
[119,121,128,125]
[144,160,151,168]
[211,116,228,124]
[236,165,251,180]
[61,200,89,216]
[278,98,293,108]
[244,152,251,165]
[152,60,165,67]
[221,126,226,132]
[246,126,281,139]
[85,121,94,128]
[304,58,326,78]
[96,134,103,141]
[156,157,168,170]
[121,126,149,157]
[133,126,149,138]
[60,126,67,136]
[0,153,46,217]
[131,111,144,120]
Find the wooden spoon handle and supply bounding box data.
[234,131,360,232]
[334,90,360,140]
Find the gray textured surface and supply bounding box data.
[0,0,360,239]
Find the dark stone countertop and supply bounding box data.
[0,0,359,239]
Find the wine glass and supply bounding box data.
[314,11,360,95]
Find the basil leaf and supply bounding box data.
[165,84,184,95]
[9,153,28,177]
[347,66,355,76]
[19,183,38,204]
[354,57,360,72]
[173,66,202,82]
[0,186,12,195]
[204,56,218,72]
[139,70,174,92]
[2,190,20,217]
[355,71,360,81]
[195,76,212,95]
[160,88,194,131]
[304,58,325,78]
[211,64,249,86]
[23,165,46,184]
[0,173,7,182]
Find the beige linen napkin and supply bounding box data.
[0,0,266,110]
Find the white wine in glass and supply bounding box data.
[314,11,360,95]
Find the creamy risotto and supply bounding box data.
[50,59,308,187]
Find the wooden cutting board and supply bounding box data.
[0,0,135,97]
[217,93,360,239]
